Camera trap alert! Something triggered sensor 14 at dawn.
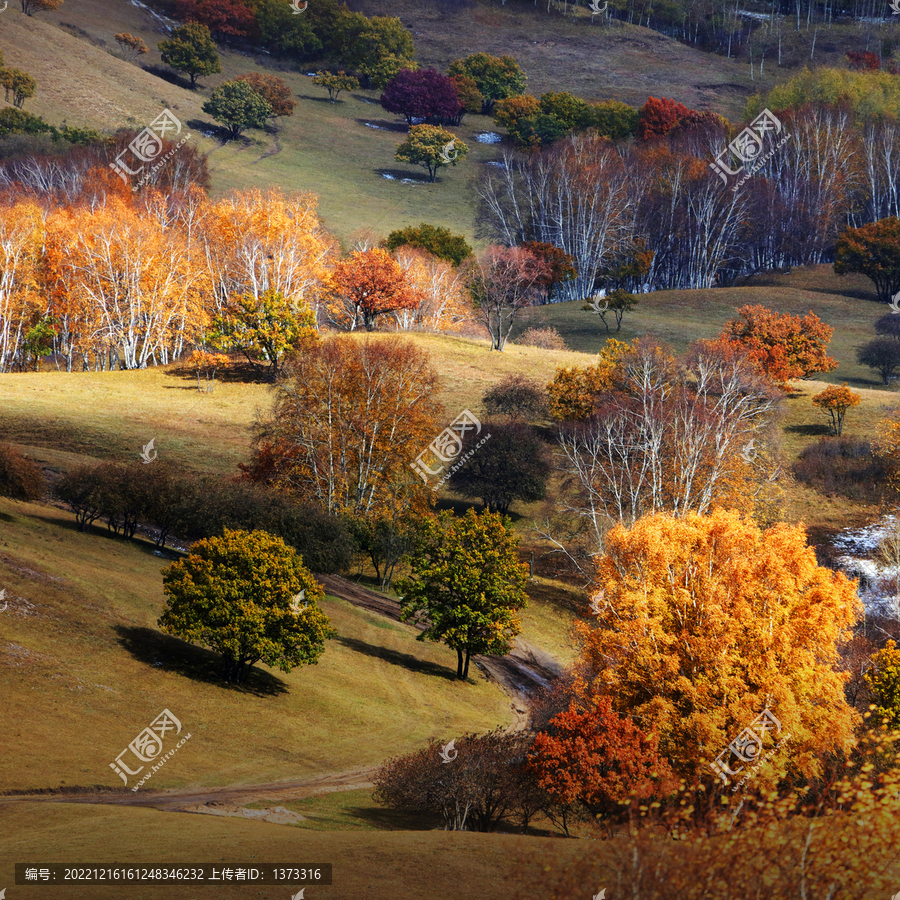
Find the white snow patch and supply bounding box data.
[475,131,503,144]
[365,122,386,130]
[128,0,178,31]
[833,512,900,617]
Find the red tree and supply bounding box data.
[175,0,257,39]
[332,248,420,331]
[521,241,578,303]
[380,68,463,125]
[846,51,880,71]
[637,96,692,140]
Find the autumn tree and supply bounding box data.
[866,641,900,730]
[159,23,221,88]
[483,373,548,421]
[834,216,900,303]
[547,338,632,421]
[396,508,528,679]
[235,73,296,121]
[331,247,419,331]
[464,245,548,351]
[720,304,838,386]
[576,509,861,786]
[0,69,36,109]
[448,53,526,114]
[212,289,317,376]
[875,312,900,341]
[255,336,441,518]
[380,68,462,125]
[637,96,693,140]
[159,529,333,684]
[812,384,860,435]
[115,33,148,60]
[394,124,468,183]
[203,79,272,139]
[390,246,471,332]
[449,74,482,121]
[858,338,900,385]
[312,70,358,103]
[0,445,44,501]
[253,0,320,56]
[448,422,550,514]
[175,0,257,40]
[385,223,472,267]
[521,241,577,303]
[338,15,416,88]
[528,694,678,827]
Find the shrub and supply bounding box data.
[482,373,548,421]
[0,444,44,501]
[792,438,889,503]
[516,326,566,350]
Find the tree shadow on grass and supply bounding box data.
[113,625,289,697]
[343,805,442,831]
[785,422,831,437]
[332,634,459,682]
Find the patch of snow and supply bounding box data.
[128,0,178,31]
[475,131,503,144]
[381,173,420,185]
[305,72,318,77]
[833,513,900,617]
[365,122,386,130]
[485,160,507,169]
[410,117,426,125]
[381,173,396,180]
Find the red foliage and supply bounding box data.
[637,96,692,141]
[846,51,880,71]
[175,0,257,39]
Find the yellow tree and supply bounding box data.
[257,335,442,518]
[576,509,861,788]
[391,246,472,332]
[0,200,43,372]
[812,383,861,436]
[202,188,338,323]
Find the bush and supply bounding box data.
[482,373,548,421]
[516,326,566,350]
[0,444,44,501]
[792,438,889,503]
[858,337,900,384]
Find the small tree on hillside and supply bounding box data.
[858,338,900,385]
[834,216,900,303]
[159,23,222,88]
[394,124,468,183]
[380,68,462,125]
[159,529,334,684]
[312,70,358,103]
[396,508,529,680]
[0,69,36,109]
[20,0,62,14]
[235,73,296,122]
[582,288,638,332]
[482,373,548,421]
[812,384,861,436]
[203,80,272,139]
[521,241,577,303]
[0,445,44,501]
[115,33,149,60]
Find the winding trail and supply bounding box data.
[2,576,562,817]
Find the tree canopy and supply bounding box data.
[158,23,221,88]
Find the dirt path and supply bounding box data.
[2,576,562,815]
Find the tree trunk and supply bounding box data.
[463,646,471,679]
[456,647,465,679]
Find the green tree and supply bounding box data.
[582,288,638,333]
[834,216,900,304]
[866,640,900,730]
[338,15,415,88]
[396,508,528,680]
[587,99,640,139]
[158,23,221,88]
[159,529,334,684]
[385,223,473,266]
[448,53,526,114]
[312,70,359,103]
[254,0,322,56]
[539,91,591,129]
[212,290,317,375]
[395,124,468,183]
[202,79,272,139]
[0,69,36,109]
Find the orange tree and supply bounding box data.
[719,304,837,387]
[866,640,900,730]
[834,215,900,303]
[812,383,861,435]
[159,529,333,684]
[331,247,419,331]
[395,508,528,680]
[575,509,861,788]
